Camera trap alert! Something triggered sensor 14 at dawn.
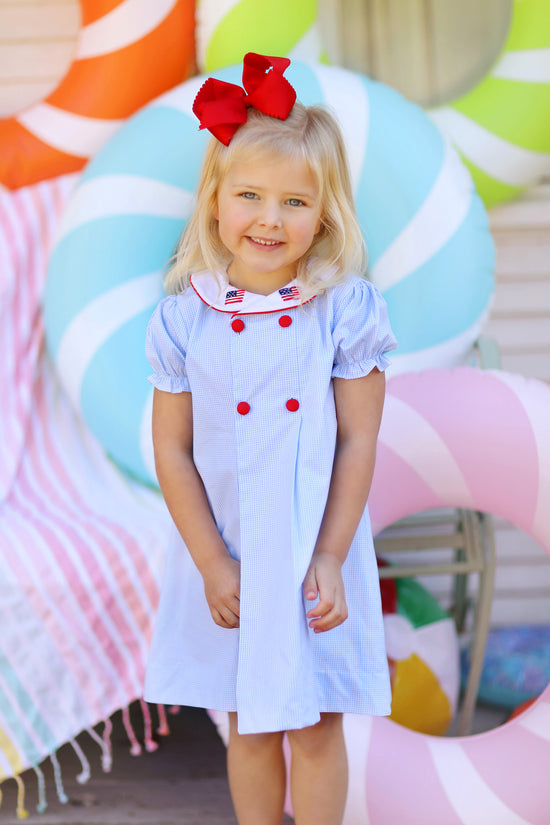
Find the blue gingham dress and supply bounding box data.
[144,270,397,734]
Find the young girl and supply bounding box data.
[144,53,397,825]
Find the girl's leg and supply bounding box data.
[286,713,348,825]
[227,712,286,825]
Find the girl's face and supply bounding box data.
[215,151,322,295]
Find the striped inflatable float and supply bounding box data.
[44,61,494,486]
[209,366,550,825]
[428,0,550,207]
[0,0,195,191]
[355,367,550,825]
[372,368,550,546]
[196,0,324,72]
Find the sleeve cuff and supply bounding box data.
[332,352,393,379]
[147,373,191,393]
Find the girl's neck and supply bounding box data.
[226,262,296,296]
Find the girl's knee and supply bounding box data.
[286,713,344,756]
[228,713,284,754]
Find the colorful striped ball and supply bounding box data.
[383,576,459,737]
[45,62,494,486]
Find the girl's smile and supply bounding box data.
[248,237,282,246]
[215,152,323,295]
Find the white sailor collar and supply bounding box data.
[189,270,314,315]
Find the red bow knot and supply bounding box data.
[192,53,297,146]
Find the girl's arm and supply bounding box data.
[303,368,386,633]
[152,388,240,629]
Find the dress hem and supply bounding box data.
[143,690,392,731]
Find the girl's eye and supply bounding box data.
[240,191,257,199]
[287,198,305,207]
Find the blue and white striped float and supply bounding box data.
[45,61,495,486]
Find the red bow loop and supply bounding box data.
[242,53,296,119]
[192,77,247,146]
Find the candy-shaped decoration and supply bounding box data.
[430,0,550,206]
[0,0,195,190]
[45,62,493,486]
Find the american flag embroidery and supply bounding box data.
[279,286,300,302]
[225,289,245,305]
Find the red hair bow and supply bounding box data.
[192,53,297,146]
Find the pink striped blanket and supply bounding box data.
[0,177,171,812]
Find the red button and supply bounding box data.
[231,318,245,333]
[237,402,250,415]
[279,315,292,327]
[286,398,300,412]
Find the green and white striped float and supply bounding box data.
[196,0,324,72]
[425,0,550,206]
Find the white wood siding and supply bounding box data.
[488,186,550,383]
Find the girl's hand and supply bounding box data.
[202,555,241,629]
[303,551,348,633]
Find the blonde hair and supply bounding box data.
[164,102,367,297]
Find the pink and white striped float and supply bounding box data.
[354,367,550,825]
[212,366,550,824]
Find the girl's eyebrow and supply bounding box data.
[229,182,317,198]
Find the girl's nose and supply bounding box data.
[258,202,282,228]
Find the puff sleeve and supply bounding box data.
[332,278,397,379]
[145,295,191,393]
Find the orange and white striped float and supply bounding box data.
[0,0,195,190]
